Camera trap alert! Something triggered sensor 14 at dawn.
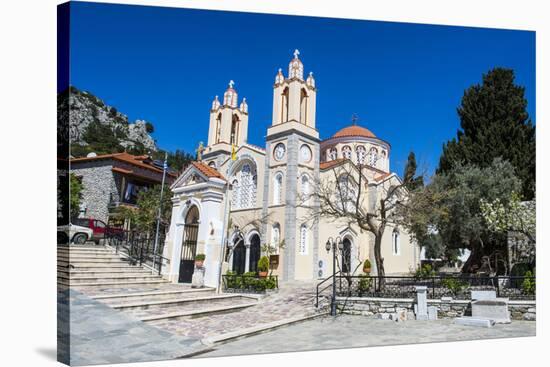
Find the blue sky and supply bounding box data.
[67,1,535,177]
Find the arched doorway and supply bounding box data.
[232,238,246,275]
[341,238,352,273]
[249,234,261,273]
[178,206,199,283]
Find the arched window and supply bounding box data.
[232,163,257,209]
[215,113,222,143]
[380,150,387,168]
[392,229,400,255]
[342,145,352,160]
[281,87,289,123]
[368,147,378,166]
[329,147,337,161]
[301,174,310,204]
[231,179,239,208]
[299,224,308,255]
[356,145,366,164]
[230,115,239,145]
[271,223,281,254]
[300,89,308,124]
[337,175,356,212]
[273,172,283,205]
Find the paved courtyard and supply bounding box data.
[200,315,536,358]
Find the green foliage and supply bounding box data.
[116,184,172,234]
[401,159,522,272]
[77,120,127,156]
[195,253,205,261]
[145,122,155,133]
[415,264,436,278]
[69,173,83,220]
[438,68,535,200]
[358,274,372,294]
[403,151,424,190]
[522,270,535,295]
[362,259,371,273]
[480,192,535,244]
[441,277,468,295]
[510,263,532,277]
[152,149,195,172]
[257,256,270,272]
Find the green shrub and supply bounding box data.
[415,264,436,279]
[441,277,467,295]
[363,259,372,273]
[511,263,532,277]
[258,256,270,272]
[358,274,372,294]
[195,254,205,261]
[522,270,536,295]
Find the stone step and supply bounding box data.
[58,274,163,284]
[92,288,216,305]
[139,302,258,322]
[111,294,252,312]
[57,264,141,271]
[58,269,153,277]
[57,246,112,252]
[58,279,170,288]
[57,258,131,265]
[57,253,123,260]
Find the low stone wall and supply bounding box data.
[336,296,536,321]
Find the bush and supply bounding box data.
[195,254,205,261]
[358,274,372,294]
[258,256,270,272]
[363,259,372,273]
[415,264,436,279]
[511,263,532,277]
[522,270,536,295]
[441,277,468,295]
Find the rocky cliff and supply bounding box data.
[60,86,157,154]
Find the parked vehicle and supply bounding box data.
[73,218,124,244]
[57,224,94,244]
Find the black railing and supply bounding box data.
[222,274,279,293]
[315,270,341,308]
[105,228,169,275]
[330,274,536,301]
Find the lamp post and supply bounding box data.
[325,236,343,316]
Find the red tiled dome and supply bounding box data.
[333,125,376,139]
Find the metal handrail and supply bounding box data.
[315,270,341,308]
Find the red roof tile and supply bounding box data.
[192,161,226,181]
[333,125,376,139]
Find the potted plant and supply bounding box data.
[195,253,206,268]
[257,256,270,278]
[363,259,372,274]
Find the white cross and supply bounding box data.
[228,80,235,88]
[294,49,300,59]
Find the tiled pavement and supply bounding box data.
[148,281,321,340]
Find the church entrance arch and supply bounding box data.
[249,233,261,273]
[178,205,199,283]
[232,238,246,275]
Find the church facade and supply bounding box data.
[162,51,420,287]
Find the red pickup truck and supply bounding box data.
[73,218,124,244]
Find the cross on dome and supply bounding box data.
[294,49,300,59]
[351,113,359,126]
[228,80,235,89]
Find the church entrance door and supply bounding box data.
[232,239,246,275]
[179,206,199,283]
[249,234,261,273]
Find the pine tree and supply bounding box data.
[437,68,535,199]
[403,151,424,190]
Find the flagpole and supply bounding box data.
[153,152,168,274]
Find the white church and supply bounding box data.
[162,51,420,287]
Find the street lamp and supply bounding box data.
[325,236,343,316]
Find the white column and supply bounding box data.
[244,243,251,272]
[415,286,429,320]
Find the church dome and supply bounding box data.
[332,125,376,139]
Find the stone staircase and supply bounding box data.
[57,245,259,330]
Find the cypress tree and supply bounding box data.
[437,68,535,199]
[403,151,424,190]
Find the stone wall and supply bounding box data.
[337,297,536,321]
[71,161,118,222]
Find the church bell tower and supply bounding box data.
[262,50,320,282]
[203,81,249,167]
